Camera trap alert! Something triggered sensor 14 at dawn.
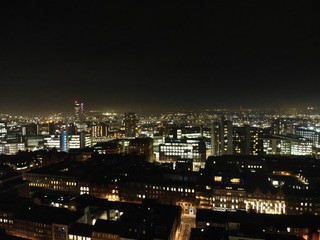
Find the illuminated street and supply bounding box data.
[176,214,196,240]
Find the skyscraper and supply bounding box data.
[124,112,137,138]
[211,121,221,156]
[74,101,85,132]
[221,116,233,155]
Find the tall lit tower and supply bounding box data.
[74,101,85,132]
[211,121,221,156]
[221,115,233,155]
[124,112,137,138]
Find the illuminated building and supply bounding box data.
[5,129,22,143]
[175,159,193,172]
[153,135,164,161]
[271,118,294,135]
[0,121,7,140]
[115,138,131,153]
[25,135,44,151]
[159,138,206,170]
[118,173,197,215]
[250,127,264,155]
[44,135,61,150]
[68,134,81,149]
[91,136,113,146]
[74,100,85,133]
[294,126,320,157]
[167,126,203,139]
[211,122,221,156]
[232,125,263,155]
[0,142,25,155]
[285,188,320,215]
[211,178,246,212]
[263,135,313,156]
[124,112,137,138]
[232,125,250,155]
[195,209,320,240]
[245,188,286,214]
[221,117,233,155]
[68,133,91,150]
[5,195,181,240]
[22,123,37,136]
[90,122,108,137]
[22,153,320,218]
[36,121,55,135]
[167,125,213,158]
[294,126,320,146]
[207,155,266,172]
[61,130,68,152]
[25,168,80,195]
[58,132,92,152]
[93,141,122,154]
[128,137,154,162]
[12,205,82,240]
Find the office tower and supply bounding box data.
[250,127,264,155]
[61,130,68,152]
[221,116,233,155]
[0,121,7,140]
[232,125,263,155]
[74,101,85,132]
[233,125,250,155]
[211,122,221,156]
[124,112,137,138]
[159,138,206,170]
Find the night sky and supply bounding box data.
[0,1,319,114]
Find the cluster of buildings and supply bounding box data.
[1,103,320,164]
[19,154,320,216]
[0,104,320,239]
[1,151,320,239]
[0,174,181,240]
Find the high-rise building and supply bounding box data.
[124,112,137,138]
[233,125,250,155]
[0,121,7,141]
[221,116,233,155]
[232,125,263,155]
[211,122,221,156]
[74,101,85,132]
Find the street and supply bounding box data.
[176,214,196,240]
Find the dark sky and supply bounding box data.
[0,1,319,114]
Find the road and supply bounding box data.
[176,214,196,240]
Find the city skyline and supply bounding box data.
[0,2,319,114]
